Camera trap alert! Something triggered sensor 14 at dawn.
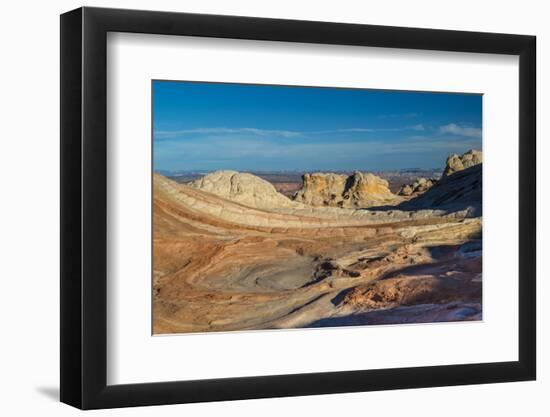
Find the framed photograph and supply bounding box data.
[60,6,536,409]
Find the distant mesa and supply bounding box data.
[293,171,402,208]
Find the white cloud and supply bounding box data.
[155,134,481,169]
[315,124,425,134]
[439,123,482,138]
[155,124,426,141]
[154,127,302,140]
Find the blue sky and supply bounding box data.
[153,81,482,172]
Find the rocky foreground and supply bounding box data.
[153,150,482,334]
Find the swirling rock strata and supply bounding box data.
[153,166,482,334]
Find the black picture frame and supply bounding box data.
[60,6,536,410]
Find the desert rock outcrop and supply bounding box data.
[398,177,437,196]
[154,149,483,334]
[443,149,482,177]
[189,170,300,210]
[401,163,482,215]
[293,171,402,208]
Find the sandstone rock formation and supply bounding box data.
[398,177,437,196]
[153,149,483,334]
[293,171,402,208]
[443,149,482,177]
[153,166,482,334]
[400,163,482,216]
[189,170,300,210]
[293,173,347,207]
[155,173,472,231]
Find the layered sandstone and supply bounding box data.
[153,150,483,334]
[153,155,482,334]
[293,171,402,208]
[155,173,473,232]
